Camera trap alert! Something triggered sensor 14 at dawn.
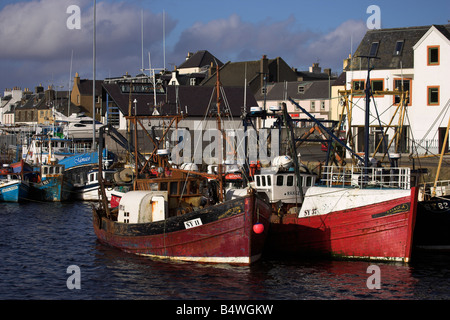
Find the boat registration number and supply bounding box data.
[184,218,203,229]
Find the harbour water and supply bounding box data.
[1,201,449,304]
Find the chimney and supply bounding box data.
[309,63,321,74]
[35,84,44,94]
[324,68,331,76]
[343,54,352,70]
[74,73,80,86]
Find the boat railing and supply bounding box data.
[321,165,412,190]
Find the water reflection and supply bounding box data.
[1,201,449,300]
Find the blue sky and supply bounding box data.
[0,0,448,94]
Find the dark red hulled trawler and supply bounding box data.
[92,69,271,265]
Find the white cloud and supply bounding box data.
[0,0,175,90]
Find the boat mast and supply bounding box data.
[358,55,379,168]
[432,115,450,197]
[92,0,96,150]
[215,64,224,202]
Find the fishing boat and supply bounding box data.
[59,149,115,201]
[72,168,117,201]
[93,124,270,265]
[0,163,30,202]
[28,162,73,202]
[259,57,421,262]
[414,114,450,251]
[92,66,271,265]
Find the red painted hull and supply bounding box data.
[93,194,271,265]
[267,187,418,262]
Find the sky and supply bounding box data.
[0,0,449,95]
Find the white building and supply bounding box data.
[1,87,24,124]
[345,24,450,155]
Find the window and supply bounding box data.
[393,79,411,106]
[320,101,325,110]
[393,40,404,56]
[371,80,384,92]
[428,86,440,105]
[369,42,379,57]
[352,80,365,91]
[276,175,284,186]
[371,79,384,97]
[310,101,315,111]
[298,85,305,94]
[428,46,439,65]
[170,182,178,195]
[190,78,196,86]
[287,175,294,187]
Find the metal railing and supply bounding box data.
[320,165,412,190]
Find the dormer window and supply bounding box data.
[393,40,404,56]
[298,85,305,94]
[369,42,379,57]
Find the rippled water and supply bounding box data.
[1,201,449,300]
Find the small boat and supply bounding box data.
[0,164,30,202]
[72,168,117,201]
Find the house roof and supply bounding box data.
[200,56,298,94]
[103,83,257,117]
[177,50,223,70]
[254,80,331,101]
[346,24,450,71]
[77,79,103,96]
[332,72,346,86]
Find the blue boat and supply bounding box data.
[29,163,73,202]
[60,150,115,201]
[0,164,30,202]
[0,179,30,202]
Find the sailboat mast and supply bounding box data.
[216,65,223,202]
[92,0,96,150]
[359,55,379,168]
[364,60,371,168]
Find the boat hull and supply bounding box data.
[30,177,73,202]
[73,183,114,201]
[415,197,450,251]
[267,186,418,262]
[92,194,271,265]
[0,180,29,202]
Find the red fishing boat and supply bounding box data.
[252,56,420,262]
[92,66,271,265]
[93,186,270,264]
[262,165,418,262]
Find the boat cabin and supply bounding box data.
[117,191,168,224]
[40,164,65,177]
[252,171,316,204]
